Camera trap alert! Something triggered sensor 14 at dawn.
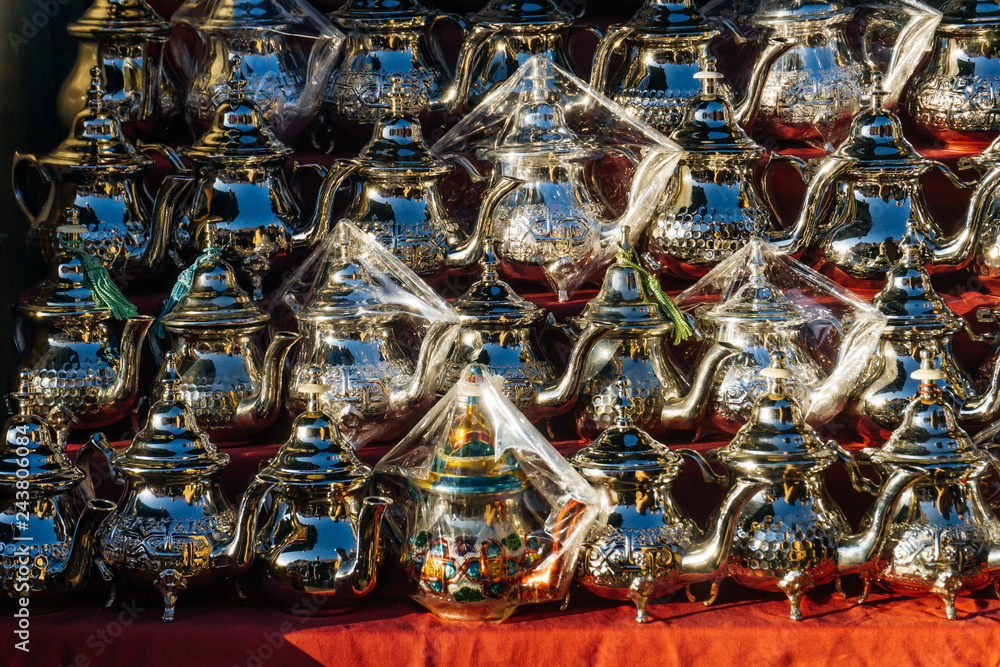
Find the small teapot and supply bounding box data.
[908,0,1000,145]
[213,375,391,614]
[58,0,180,131]
[16,221,153,431]
[332,81,520,282]
[15,68,171,273]
[643,60,808,277]
[156,227,300,444]
[430,239,608,422]
[858,361,1000,620]
[708,355,922,620]
[788,76,982,280]
[568,231,735,440]
[79,356,238,622]
[0,378,115,612]
[570,378,764,623]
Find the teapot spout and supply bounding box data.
[351,496,391,595]
[769,155,852,254]
[134,174,192,270]
[733,38,794,127]
[293,161,357,249]
[447,176,522,268]
[211,479,271,577]
[807,319,884,425]
[100,316,154,408]
[837,467,921,574]
[235,332,300,430]
[661,342,735,429]
[536,322,609,416]
[391,321,460,409]
[960,348,1000,423]
[934,165,1000,267]
[679,478,762,582]
[60,499,116,593]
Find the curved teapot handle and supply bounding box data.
[75,432,124,504]
[587,145,641,220]
[759,153,810,224]
[589,24,633,92]
[11,153,49,222]
[929,160,979,191]
[429,13,469,78]
[567,24,604,81]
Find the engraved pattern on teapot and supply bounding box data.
[99,510,238,573]
[909,75,1000,133]
[495,201,602,266]
[361,218,449,278]
[331,70,437,122]
[580,520,697,589]
[758,62,864,128]
[293,360,412,412]
[442,359,554,410]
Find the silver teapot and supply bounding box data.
[571,378,763,623]
[213,375,391,614]
[956,139,1000,285]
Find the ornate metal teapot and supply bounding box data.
[956,139,1000,284]
[213,375,390,614]
[80,355,237,622]
[849,225,1000,435]
[0,378,115,613]
[570,378,763,623]
[789,76,982,280]
[858,361,1000,620]
[152,59,354,297]
[643,60,808,277]
[430,239,608,422]
[709,355,922,620]
[333,83,520,282]
[567,232,735,440]
[58,0,179,131]
[908,0,1000,145]
[16,222,153,431]
[156,227,299,444]
[15,68,171,273]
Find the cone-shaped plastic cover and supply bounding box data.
[452,240,543,325]
[117,355,230,474]
[835,75,929,169]
[0,376,84,490]
[872,222,964,331]
[621,0,718,37]
[68,0,169,36]
[752,0,849,24]
[570,377,684,482]
[184,60,293,162]
[707,244,804,323]
[175,0,341,33]
[941,0,1000,24]
[671,60,763,159]
[21,223,109,318]
[471,0,573,26]
[331,0,433,20]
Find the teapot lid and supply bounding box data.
[671,59,765,159]
[21,219,110,318]
[332,0,432,20]
[45,68,155,170]
[578,230,669,327]
[452,239,544,325]
[719,354,833,462]
[941,0,1000,25]
[0,374,85,491]
[355,78,451,172]
[571,378,684,482]
[753,0,850,25]
[622,0,719,38]
[835,75,929,170]
[260,371,371,487]
[871,221,964,332]
[298,238,396,322]
[184,58,293,163]
[68,0,170,37]
[471,0,573,27]
[707,241,805,322]
[119,354,230,474]
[161,226,270,330]
[874,351,982,466]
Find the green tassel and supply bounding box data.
[153,247,223,337]
[615,242,692,345]
[75,251,137,320]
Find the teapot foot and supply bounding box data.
[858,577,872,604]
[155,569,188,623]
[629,575,655,623]
[94,558,116,609]
[702,579,721,607]
[559,589,570,612]
[778,570,813,622]
[235,578,248,601]
[931,570,963,621]
[835,575,846,599]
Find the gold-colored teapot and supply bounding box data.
[15,68,171,273]
[155,226,299,444]
[213,375,390,614]
[16,221,153,431]
[0,377,115,613]
[708,354,922,620]
[79,355,238,622]
[858,360,1000,620]
[570,378,763,623]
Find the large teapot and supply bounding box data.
[80,356,238,622]
[16,222,152,431]
[568,231,735,440]
[213,375,390,614]
[0,378,115,613]
[708,355,922,620]
[15,68,171,273]
[858,360,1000,620]
[908,0,1000,145]
[152,59,354,298]
[788,76,982,280]
[570,378,763,623]
[155,227,299,444]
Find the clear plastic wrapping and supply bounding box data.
[276,221,460,447]
[170,0,344,142]
[376,365,602,621]
[433,55,683,300]
[672,238,886,434]
[857,0,942,107]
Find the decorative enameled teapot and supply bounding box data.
[213,374,391,614]
[155,226,299,444]
[571,378,763,623]
[80,355,238,622]
[15,68,171,273]
[16,221,153,431]
[0,377,115,613]
[708,355,922,621]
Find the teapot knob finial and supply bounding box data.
[88,67,105,114]
[694,56,723,98]
[161,351,181,402]
[911,347,945,398]
[481,237,499,280]
[761,350,793,396]
[57,209,87,248]
[300,366,331,414]
[13,370,36,417]
[869,72,887,110]
[613,377,633,428]
[227,55,247,100]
